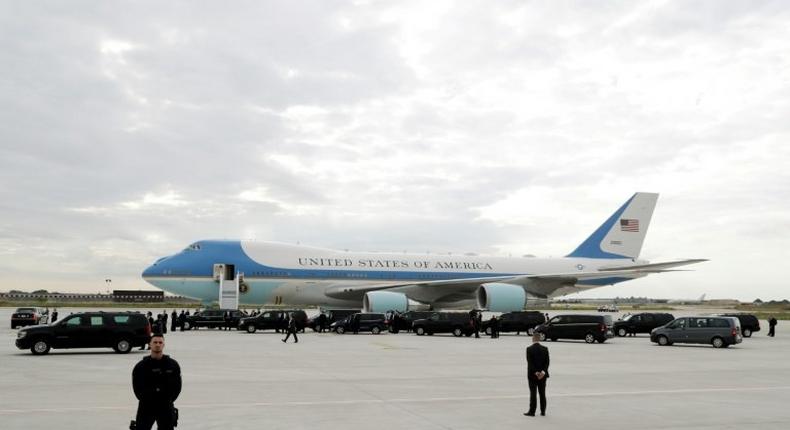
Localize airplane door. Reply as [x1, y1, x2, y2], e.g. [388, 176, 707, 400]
[215, 263, 239, 309]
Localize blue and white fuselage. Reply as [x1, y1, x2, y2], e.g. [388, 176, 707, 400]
[142, 193, 706, 311]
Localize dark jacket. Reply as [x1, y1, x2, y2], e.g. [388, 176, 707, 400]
[526, 343, 550, 381]
[132, 355, 182, 406]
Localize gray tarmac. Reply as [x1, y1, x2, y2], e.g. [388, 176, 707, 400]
[1, 307, 788, 429]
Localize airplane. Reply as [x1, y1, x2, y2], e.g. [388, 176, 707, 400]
[142, 192, 707, 312]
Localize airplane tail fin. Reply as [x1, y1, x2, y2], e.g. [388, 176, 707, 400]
[566, 192, 659, 259]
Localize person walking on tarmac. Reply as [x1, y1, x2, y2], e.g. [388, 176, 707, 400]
[318, 313, 328, 333]
[282, 315, 298, 343]
[132, 334, 181, 430]
[768, 316, 778, 337]
[51, 308, 58, 323]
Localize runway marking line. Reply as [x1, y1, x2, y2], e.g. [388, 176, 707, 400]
[2, 386, 789, 415]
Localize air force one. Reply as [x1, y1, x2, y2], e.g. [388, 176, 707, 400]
[142, 193, 706, 312]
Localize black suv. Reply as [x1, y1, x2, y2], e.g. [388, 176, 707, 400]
[183, 309, 246, 330]
[332, 313, 387, 334]
[717, 313, 760, 337]
[412, 312, 474, 337]
[536, 314, 614, 343]
[16, 312, 151, 355]
[387, 311, 436, 333]
[307, 309, 359, 332]
[481, 311, 546, 335]
[240, 310, 308, 333]
[11, 307, 45, 329]
[612, 312, 675, 337]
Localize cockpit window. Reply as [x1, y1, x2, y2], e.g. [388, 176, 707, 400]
[183, 243, 202, 251]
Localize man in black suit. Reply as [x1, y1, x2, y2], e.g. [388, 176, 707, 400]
[525, 332, 550, 417]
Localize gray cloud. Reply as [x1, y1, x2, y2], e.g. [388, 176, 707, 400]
[1, 1, 789, 299]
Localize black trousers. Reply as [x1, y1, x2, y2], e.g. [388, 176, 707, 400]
[136, 403, 174, 430]
[769, 326, 775, 336]
[284, 328, 298, 342]
[528, 377, 547, 414]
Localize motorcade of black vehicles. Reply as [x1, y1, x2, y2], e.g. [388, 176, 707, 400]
[480, 311, 546, 336]
[182, 309, 246, 330]
[612, 312, 675, 337]
[412, 312, 475, 337]
[535, 314, 614, 343]
[386, 311, 436, 333]
[240, 309, 308, 333]
[11, 307, 45, 329]
[650, 316, 742, 348]
[332, 313, 387, 334]
[307, 309, 359, 332]
[715, 313, 760, 337]
[15, 311, 151, 355]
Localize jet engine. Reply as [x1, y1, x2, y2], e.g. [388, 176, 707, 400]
[476, 283, 526, 312]
[363, 291, 410, 313]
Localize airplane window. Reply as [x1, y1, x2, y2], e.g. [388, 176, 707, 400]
[183, 243, 202, 251]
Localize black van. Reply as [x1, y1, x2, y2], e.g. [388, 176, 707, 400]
[717, 313, 760, 337]
[536, 314, 614, 343]
[481, 311, 546, 335]
[307, 309, 359, 332]
[612, 312, 675, 337]
[183, 309, 246, 330]
[412, 312, 474, 337]
[240, 310, 308, 333]
[16, 311, 151, 355]
[387, 311, 436, 333]
[332, 313, 387, 334]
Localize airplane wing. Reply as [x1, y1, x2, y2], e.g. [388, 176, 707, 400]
[323, 265, 692, 303]
[599, 259, 708, 272]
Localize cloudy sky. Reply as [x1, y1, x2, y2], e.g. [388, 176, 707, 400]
[1, 1, 789, 300]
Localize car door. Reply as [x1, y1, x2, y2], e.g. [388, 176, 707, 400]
[53, 315, 88, 348]
[640, 314, 654, 333]
[82, 315, 110, 348]
[686, 318, 707, 343]
[667, 318, 687, 342]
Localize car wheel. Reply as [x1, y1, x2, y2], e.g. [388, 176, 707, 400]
[527, 328, 534, 336]
[31, 338, 51, 355]
[743, 329, 752, 338]
[114, 338, 132, 354]
[336, 326, 345, 334]
[711, 337, 725, 348]
[183, 321, 191, 330]
[246, 325, 256, 334]
[584, 333, 596, 344]
[657, 335, 669, 346]
[371, 326, 381, 335]
[617, 328, 628, 337]
[452, 328, 463, 337]
[538, 332, 546, 341]
[485, 327, 492, 335]
[415, 327, 425, 336]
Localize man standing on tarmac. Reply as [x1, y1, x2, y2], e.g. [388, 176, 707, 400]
[132, 334, 181, 430]
[469, 309, 480, 338]
[524, 332, 550, 417]
[170, 310, 177, 332]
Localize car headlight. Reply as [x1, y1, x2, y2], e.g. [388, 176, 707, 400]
[17, 330, 27, 339]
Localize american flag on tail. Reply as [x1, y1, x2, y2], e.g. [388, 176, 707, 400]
[620, 219, 639, 232]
